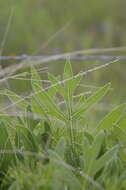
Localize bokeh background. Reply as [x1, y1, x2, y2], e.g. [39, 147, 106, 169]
[0, 0, 126, 107]
[0, 0, 126, 54]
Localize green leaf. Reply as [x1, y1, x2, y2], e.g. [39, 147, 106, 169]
[63, 60, 73, 81]
[63, 61, 74, 114]
[94, 104, 125, 134]
[82, 137, 91, 169]
[44, 121, 51, 132]
[40, 121, 52, 149]
[64, 61, 82, 91]
[33, 120, 45, 136]
[52, 164, 81, 190]
[31, 66, 41, 88]
[73, 83, 111, 119]
[83, 132, 105, 174]
[31, 97, 48, 119]
[90, 132, 105, 162]
[84, 131, 93, 143]
[31, 67, 67, 122]
[71, 76, 82, 95]
[55, 137, 66, 159]
[117, 112, 126, 130]
[25, 105, 39, 129]
[2, 89, 27, 110]
[92, 145, 119, 175]
[48, 138, 66, 162]
[32, 82, 67, 122]
[15, 125, 38, 152]
[48, 73, 64, 97]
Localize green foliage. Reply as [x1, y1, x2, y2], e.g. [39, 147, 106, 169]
[0, 63, 126, 190]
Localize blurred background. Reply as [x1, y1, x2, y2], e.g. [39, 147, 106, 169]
[0, 0, 126, 54]
[0, 0, 126, 108]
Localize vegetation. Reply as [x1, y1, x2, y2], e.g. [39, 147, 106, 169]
[0, 1, 126, 189]
[1, 0, 126, 102]
[0, 62, 126, 189]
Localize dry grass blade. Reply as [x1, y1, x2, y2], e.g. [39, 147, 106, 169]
[58, 91, 93, 106]
[0, 7, 15, 56]
[0, 47, 124, 78]
[33, 22, 71, 54]
[0, 67, 47, 84]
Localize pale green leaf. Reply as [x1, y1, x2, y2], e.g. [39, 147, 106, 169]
[73, 83, 111, 119]
[95, 104, 125, 134]
[2, 89, 27, 110]
[92, 145, 118, 175]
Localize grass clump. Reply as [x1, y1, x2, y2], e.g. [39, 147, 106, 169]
[0, 62, 126, 190]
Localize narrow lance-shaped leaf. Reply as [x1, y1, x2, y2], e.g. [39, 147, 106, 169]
[2, 89, 28, 110]
[117, 112, 126, 130]
[63, 60, 73, 86]
[84, 132, 105, 174]
[33, 83, 68, 122]
[73, 83, 111, 119]
[31, 67, 67, 122]
[31, 66, 42, 90]
[92, 145, 119, 175]
[94, 104, 125, 134]
[16, 125, 38, 152]
[63, 61, 74, 114]
[48, 73, 64, 97]
[55, 137, 66, 159]
[31, 97, 47, 118]
[89, 132, 105, 163]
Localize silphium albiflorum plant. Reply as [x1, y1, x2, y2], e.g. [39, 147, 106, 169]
[0, 62, 126, 189]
